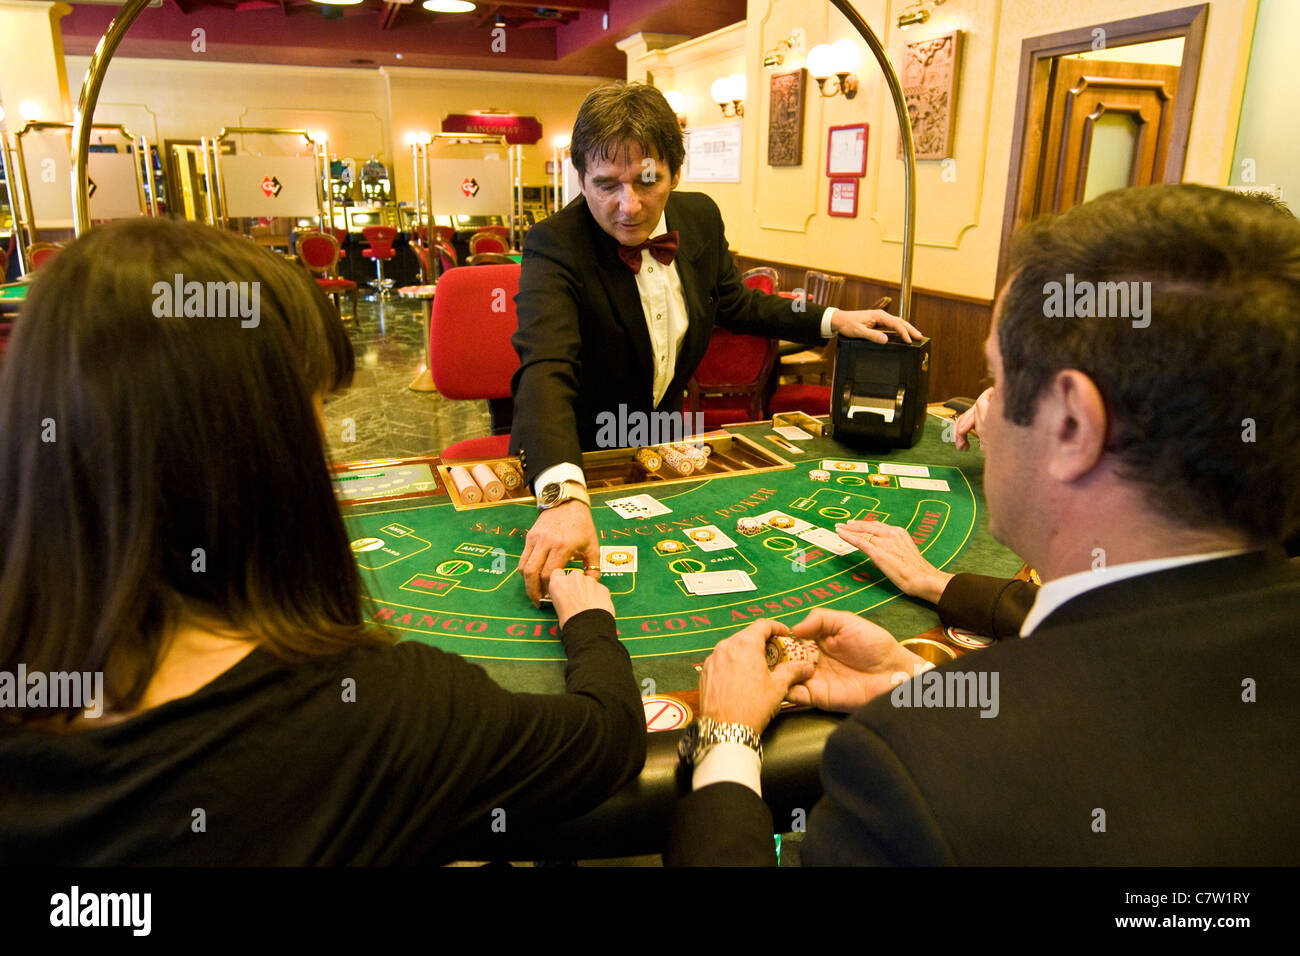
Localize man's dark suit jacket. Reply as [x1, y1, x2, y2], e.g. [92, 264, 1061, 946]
[509, 191, 828, 484]
[665, 550, 1300, 865]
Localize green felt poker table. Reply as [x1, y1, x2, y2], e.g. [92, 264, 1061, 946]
[0, 278, 32, 314]
[333, 413, 1023, 858]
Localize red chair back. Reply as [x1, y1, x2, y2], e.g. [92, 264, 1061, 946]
[741, 267, 778, 294]
[411, 241, 433, 283]
[28, 244, 61, 271]
[430, 264, 520, 400]
[431, 225, 456, 245]
[361, 225, 398, 257]
[469, 231, 507, 254]
[694, 327, 775, 387]
[434, 240, 457, 274]
[297, 233, 340, 274]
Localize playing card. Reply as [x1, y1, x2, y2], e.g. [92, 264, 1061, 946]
[606, 493, 672, 519]
[772, 425, 813, 441]
[755, 509, 814, 535]
[683, 570, 756, 594]
[599, 546, 638, 573]
[798, 526, 858, 556]
[685, 524, 738, 552]
[820, 459, 872, 473]
[898, 476, 951, 492]
[878, 462, 931, 478]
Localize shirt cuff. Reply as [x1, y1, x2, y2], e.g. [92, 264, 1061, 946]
[692, 742, 762, 797]
[531, 461, 586, 498]
[820, 307, 838, 338]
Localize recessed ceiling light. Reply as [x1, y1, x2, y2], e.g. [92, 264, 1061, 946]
[313, 0, 364, 6]
[422, 0, 475, 12]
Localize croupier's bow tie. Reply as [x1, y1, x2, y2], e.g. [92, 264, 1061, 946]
[617, 231, 679, 273]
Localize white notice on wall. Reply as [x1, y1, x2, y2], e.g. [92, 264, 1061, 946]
[683, 123, 742, 183]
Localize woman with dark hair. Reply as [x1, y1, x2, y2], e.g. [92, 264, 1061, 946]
[0, 218, 644, 864]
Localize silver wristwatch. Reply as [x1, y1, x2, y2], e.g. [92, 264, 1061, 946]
[677, 715, 763, 767]
[536, 478, 590, 511]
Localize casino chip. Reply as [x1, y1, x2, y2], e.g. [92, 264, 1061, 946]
[608, 550, 633, 566]
[946, 626, 993, 650]
[809, 469, 831, 482]
[868, 473, 891, 487]
[736, 517, 763, 536]
[656, 540, 685, 554]
[765, 635, 820, 669]
[768, 515, 795, 529]
[689, 529, 716, 542]
[834, 462, 855, 470]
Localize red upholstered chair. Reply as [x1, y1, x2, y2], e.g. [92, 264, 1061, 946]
[430, 225, 457, 246]
[741, 266, 779, 295]
[687, 327, 779, 430]
[434, 240, 458, 277]
[27, 243, 62, 271]
[467, 252, 516, 266]
[767, 383, 830, 417]
[469, 231, 508, 255]
[361, 225, 398, 296]
[297, 232, 358, 320]
[430, 263, 521, 460]
[410, 241, 433, 284]
[328, 227, 348, 261]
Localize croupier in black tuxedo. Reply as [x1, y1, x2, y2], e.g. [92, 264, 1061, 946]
[509, 82, 921, 604]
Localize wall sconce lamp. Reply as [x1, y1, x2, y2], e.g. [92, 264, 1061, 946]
[762, 30, 805, 69]
[710, 74, 745, 117]
[807, 40, 861, 100]
[898, 0, 945, 30]
[664, 91, 688, 129]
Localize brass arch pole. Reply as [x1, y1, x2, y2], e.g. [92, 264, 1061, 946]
[71, 0, 154, 235]
[831, 0, 916, 327]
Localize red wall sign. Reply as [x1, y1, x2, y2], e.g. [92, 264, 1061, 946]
[441, 114, 542, 145]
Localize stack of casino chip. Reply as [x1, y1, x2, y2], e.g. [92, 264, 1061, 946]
[765, 634, 820, 670]
[470, 463, 505, 501]
[671, 442, 710, 471]
[736, 516, 763, 536]
[493, 460, 523, 491]
[634, 447, 663, 474]
[448, 466, 482, 504]
[809, 469, 831, 482]
[658, 446, 695, 476]
[448, 463, 506, 504]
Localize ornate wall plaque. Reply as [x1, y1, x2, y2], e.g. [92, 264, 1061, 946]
[767, 68, 806, 167]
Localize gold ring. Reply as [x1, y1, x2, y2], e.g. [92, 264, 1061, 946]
[585, 564, 600, 571]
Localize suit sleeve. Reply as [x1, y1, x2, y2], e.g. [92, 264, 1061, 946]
[509, 228, 587, 484]
[704, 198, 827, 343]
[800, 717, 956, 866]
[664, 782, 777, 866]
[937, 574, 1039, 640]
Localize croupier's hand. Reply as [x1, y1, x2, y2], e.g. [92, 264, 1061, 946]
[830, 309, 923, 344]
[785, 609, 927, 713]
[519, 502, 601, 608]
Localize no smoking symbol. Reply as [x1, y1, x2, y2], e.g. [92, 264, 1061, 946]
[460, 177, 479, 198]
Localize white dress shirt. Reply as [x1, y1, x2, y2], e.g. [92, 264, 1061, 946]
[532, 212, 837, 495]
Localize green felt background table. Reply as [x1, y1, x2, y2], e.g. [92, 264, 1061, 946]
[337, 415, 1021, 697]
[0, 278, 32, 310]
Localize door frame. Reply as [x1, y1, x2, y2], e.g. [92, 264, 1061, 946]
[996, 4, 1209, 285]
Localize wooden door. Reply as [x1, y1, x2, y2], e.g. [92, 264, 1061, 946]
[1034, 58, 1180, 217]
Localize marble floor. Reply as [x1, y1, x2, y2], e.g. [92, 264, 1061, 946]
[321, 294, 492, 465]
